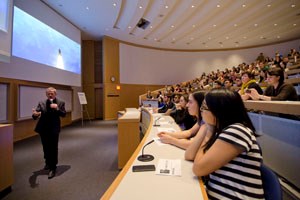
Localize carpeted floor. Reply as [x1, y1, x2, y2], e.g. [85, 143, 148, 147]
[2, 120, 119, 200]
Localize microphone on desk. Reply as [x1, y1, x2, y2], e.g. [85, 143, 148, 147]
[137, 140, 155, 162]
[153, 116, 161, 127]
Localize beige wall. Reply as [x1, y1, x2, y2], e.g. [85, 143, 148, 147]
[101, 37, 163, 119]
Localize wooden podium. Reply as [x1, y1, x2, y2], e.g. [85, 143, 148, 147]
[0, 124, 14, 192]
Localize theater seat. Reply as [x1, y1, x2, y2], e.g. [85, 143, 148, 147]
[261, 163, 282, 200]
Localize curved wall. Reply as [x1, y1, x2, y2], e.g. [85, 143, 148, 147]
[120, 39, 300, 85]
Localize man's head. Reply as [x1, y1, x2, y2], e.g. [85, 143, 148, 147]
[46, 87, 57, 100]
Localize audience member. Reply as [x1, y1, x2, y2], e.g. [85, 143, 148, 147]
[146, 90, 153, 99]
[157, 91, 205, 149]
[170, 94, 197, 130]
[185, 89, 264, 199]
[247, 67, 298, 101]
[238, 71, 263, 101]
[157, 94, 175, 113]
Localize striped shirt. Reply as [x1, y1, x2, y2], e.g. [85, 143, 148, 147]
[207, 123, 265, 200]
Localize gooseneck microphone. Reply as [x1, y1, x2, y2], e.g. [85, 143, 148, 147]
[153, 116, 161, 127]
[138, 140, 155, 162]
[49, 99, 53, 104]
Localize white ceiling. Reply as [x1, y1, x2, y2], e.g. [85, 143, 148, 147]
[42, 0, 300, 50]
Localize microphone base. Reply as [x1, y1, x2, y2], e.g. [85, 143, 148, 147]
[153, 124, 160, 127]
[138, 154, 154, 162]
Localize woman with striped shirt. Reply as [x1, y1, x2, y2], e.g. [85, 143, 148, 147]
[185, 88, 264, 199]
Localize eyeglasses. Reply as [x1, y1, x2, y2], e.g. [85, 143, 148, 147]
[200, 101, 210, 112]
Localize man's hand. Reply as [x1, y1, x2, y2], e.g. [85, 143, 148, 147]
[50, 103, 58, 110]
[32, 108, 41, 117]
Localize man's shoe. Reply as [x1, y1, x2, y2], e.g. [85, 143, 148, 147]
[48, 170, 56, 179]
[43, 165, 50, 170]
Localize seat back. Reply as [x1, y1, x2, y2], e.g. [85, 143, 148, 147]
[261, 163, 282, 200]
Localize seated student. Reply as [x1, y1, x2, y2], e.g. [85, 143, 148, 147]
[169, 94, 197, 130]
[146, 90, 153, 99]
[247, 67, 298, 101]
[157, 94, 175, 113]
[185, 89, 264, 199]
[238, 71, 263, 101]
[157, 91, 205, 150]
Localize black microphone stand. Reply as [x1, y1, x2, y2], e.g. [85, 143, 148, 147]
[138, 140, 154, 162]
[153, 116, 161, 127]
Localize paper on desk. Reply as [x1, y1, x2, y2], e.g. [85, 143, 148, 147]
[153, 137, 167, 146]
[155, 159, 181, 176]
[157, 127, 176, 133]
[159, 121, 170, 125]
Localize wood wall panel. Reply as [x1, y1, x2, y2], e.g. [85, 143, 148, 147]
[120, 84, 163, 110]
[103, 37, 120, 120]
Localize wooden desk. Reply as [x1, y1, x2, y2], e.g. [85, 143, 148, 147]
[244, 100, 300, 115]
[117, 108, 141, 169]
[102, 109, 207, 200]
[0, 124, 14, 192]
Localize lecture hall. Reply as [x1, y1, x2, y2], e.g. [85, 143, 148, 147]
[0, 0, 299, 200]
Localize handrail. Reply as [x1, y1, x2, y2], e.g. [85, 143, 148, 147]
[243, 101, 300, 116]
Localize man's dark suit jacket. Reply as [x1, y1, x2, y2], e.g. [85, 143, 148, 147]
[32, 98, 66, 134]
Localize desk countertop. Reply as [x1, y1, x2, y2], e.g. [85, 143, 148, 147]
[102, 110, 207, 200]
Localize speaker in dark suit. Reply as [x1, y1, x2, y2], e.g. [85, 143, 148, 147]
[32, 87, 66, 179]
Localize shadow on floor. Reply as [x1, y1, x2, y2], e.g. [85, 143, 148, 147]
[29, 165, 71, 188]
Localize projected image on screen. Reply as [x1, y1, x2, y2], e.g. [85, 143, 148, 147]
[0, 0, 9, 32]
[12, 6, 81, 74]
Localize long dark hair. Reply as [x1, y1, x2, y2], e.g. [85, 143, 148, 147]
[203, 88, 257, 152]
[191, 91, 206, 124]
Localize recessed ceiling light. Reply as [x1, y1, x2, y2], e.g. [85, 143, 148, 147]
[291, 4, 296, 8]
[150, 26, 153, 29]
[254, 24, 258, 27]
[113, 3, 117, 7]
[191, 5, 195, 8]
[293, 23, 297, 26]
[86, 6, 89, 10]
[139, 6, 143, 9]
[165, 5, 169, 9]
[226, 36, 229, 39]
[277, 36, 281, 38]
[171, 25, 175, 28]
[243, 36, 247, 39]
[274, 23, 277, 26]
[192, 24, 196, 28]
[213, 24, 217, 27]
[128, 26, 131, 29]
[217, 4, 221, 8]
[267, 4, 271, 7]
[172, 38, 176, 41]
[242, 4, 246, 8]
[154, 38, 157, 41]
[234, 24, 238, 27]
